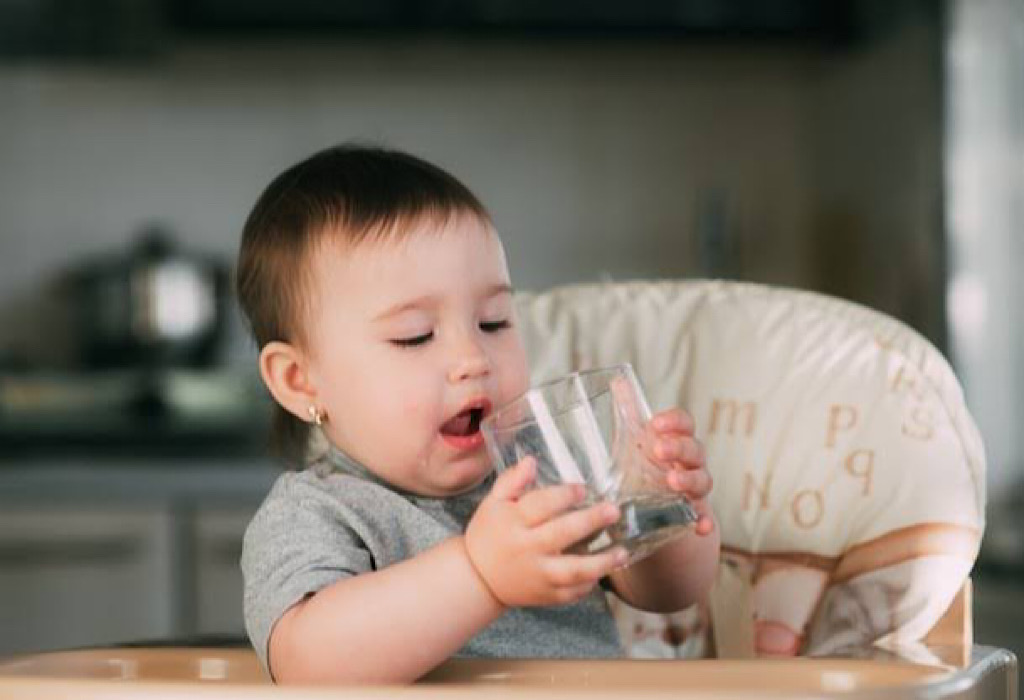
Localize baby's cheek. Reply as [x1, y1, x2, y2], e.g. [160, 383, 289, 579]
[501, 334, 531, 392]
[401, 400, 442, 436]
[506, 358, 531, 398]
[402, 400, 426, 419]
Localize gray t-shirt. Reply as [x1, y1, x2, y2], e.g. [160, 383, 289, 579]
[242, 445, 622, 672]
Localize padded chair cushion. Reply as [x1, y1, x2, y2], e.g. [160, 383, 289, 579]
[514, 280, 985, 658]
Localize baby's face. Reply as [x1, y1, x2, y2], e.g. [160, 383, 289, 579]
[304, 215, 530, 496]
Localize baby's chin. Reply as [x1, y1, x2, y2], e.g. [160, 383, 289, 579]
[433, 452, 494, 496]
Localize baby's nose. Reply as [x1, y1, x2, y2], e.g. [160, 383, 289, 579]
[448, 346, 491, 383]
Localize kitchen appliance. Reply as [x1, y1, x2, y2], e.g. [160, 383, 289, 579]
[0, 367, 271, 457]
[63, 225, 228, 369]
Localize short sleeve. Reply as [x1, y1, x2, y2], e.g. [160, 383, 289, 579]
[241, 474, 374, 675]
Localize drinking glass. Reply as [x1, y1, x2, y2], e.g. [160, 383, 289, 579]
[481, 364, 697, 564]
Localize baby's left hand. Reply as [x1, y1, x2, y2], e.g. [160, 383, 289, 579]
[645, 408, 716, 537]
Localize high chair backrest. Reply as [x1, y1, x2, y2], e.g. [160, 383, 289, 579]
[514, 280, 985, 659]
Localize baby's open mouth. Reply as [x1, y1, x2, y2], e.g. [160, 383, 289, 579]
[440, 407, 485, 437]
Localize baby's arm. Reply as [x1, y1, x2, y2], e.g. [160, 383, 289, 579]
[610, 504, 719, 612]
[269, 458, 625, 684]
[609, 408, 720, 613]
[269, 535, 499, 684]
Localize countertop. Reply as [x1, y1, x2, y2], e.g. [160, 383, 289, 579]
[0, 456, 281, 506]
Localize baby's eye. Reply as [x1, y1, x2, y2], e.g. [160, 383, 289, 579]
[480, 320, 511, 333]
[391, 332, 434, 348]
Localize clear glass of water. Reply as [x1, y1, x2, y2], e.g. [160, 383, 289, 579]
[481, 364, 697, 565]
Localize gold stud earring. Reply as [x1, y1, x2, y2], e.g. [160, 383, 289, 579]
[307, 405, 327, 426]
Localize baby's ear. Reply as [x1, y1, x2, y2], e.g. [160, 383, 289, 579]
[259, 340, 317, 421]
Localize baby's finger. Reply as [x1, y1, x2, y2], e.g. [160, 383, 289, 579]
[545, 547, 629, 588]
[535, 501, 619, 553]
[694, 513, 716, 537]
[654, 437, 705, 466]
[552, 582, 599, 606]
[667, 469, 713, 498]
[517, 482, 586, 526]
[489, 457, 536, 501]
[652, 408, 695, 436]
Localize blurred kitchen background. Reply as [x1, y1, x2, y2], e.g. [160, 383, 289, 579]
[0, 0, 1021, 659]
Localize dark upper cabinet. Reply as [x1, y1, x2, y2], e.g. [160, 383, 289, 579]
[0, 0, 935, 58]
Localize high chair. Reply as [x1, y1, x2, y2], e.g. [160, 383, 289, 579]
[0, 280, 1016, 699]
[517, 280, 985, 661]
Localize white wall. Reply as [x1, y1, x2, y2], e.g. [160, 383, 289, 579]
[0, 40, 814, 363]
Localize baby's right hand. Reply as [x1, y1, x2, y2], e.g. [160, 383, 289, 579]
[464, 458, 628, 608]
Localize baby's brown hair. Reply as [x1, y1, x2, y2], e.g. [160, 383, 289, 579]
[235, 144, 491, 463]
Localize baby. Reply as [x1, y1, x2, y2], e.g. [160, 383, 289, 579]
[237, 144, 720, 684]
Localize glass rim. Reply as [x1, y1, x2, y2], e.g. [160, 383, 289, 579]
[481, 363, 636, 434]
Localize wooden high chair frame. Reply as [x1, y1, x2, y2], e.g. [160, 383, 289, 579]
[925, 580, 988, 672]
[928, 581, 973, 651]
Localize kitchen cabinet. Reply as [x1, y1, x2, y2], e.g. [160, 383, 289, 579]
[194, 508, 254, 636]
[0, 459, 277, 656]
[0, 507, 176, 656]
